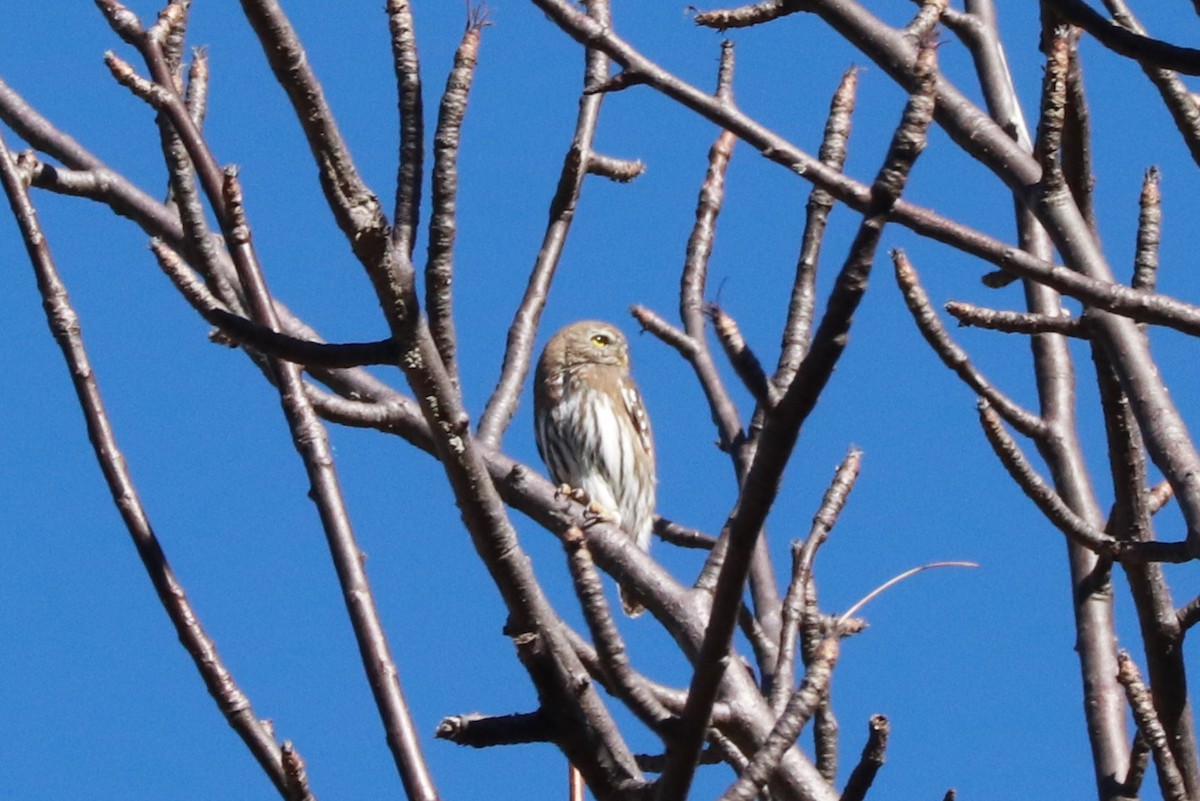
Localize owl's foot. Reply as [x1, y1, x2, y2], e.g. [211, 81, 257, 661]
[555, 484, 614, 527]
[555, 483, 587, 503]
[581, 502, 614, 528]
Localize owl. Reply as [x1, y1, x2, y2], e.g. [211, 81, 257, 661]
[534, 321, 656, 616]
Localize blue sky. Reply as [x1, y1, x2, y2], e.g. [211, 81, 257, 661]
[2, 2, 1199, 800]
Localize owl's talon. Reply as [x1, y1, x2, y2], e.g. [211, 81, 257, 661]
[555, 483, 592, 506]
[580, 500, 615, 529]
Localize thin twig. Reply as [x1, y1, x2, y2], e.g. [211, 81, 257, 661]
[475, 0, 617, 447]
[714, 638, 840, 801]
[772, 449, 861, 714]
[1117, 651, 1189, 801]
[587, 153, 645, 182]
[239, 0, 394, 270]
[636, 746, 726, 774]
[839, 562, 979, 624]
[1149, 480, 1175, 516]
[693, 0, 803, 30]
[435, 711, 553, 747]
[562, 527, 675, 732]
[894, 249, 1048, 440]
[149, 239, 398, 367]
[944, 302, 1085, 338]
[426, 17, 485, 389]
[1177, 595, 1200, 635]
[281, 742, 312, 801]
[1124, 729, 1151, 797]
[1033, 26, 1069, 195]
[839, 715, 890, 801]
[631, 305, 698, 357]
[678, 127, 743, 459]
[707, 302, 771, 408]
[1044, 0, 1200, 75]
[1133, 167, 1162, 292]
[387, 0, 423, 255]
[654, 516, 717, 550]
[1061, 29, 1097, 231]
[653, 43, 786, 656]
[978, 402, 1192, 563]
[775, 66, 858, 389]
[658, 40, 940, 801]
[183, 46, 209, 126]
[1100, 1, 1200, 168]
[566, 628, 732, 724]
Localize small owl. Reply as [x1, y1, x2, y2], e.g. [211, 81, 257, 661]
[534, 321, 656, 616]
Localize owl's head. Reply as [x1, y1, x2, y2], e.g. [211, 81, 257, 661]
[541, 320, 630, 372]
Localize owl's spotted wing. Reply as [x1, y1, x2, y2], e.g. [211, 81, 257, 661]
[619, 378, 653, 462]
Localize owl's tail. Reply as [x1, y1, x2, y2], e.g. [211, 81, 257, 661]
[619, 584, 645, 617]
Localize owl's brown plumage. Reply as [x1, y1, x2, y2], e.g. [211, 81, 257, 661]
[533, 321, 656, 616]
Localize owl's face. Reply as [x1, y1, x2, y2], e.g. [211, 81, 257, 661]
[546, 320, 629, 372]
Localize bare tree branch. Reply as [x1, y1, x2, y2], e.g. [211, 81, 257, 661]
[693, 1, 802, 30]
[839, 715, 889, 801]
[707, 302, 772, 409]
[1094, 326, 1200, 794]
[1044, 0, 1200, 75]
[1117, 651, 1190, 801]
[775, 65, 857, 388]
[657, 37, 939, 801]
[238, 0, 395, 272]
[95, 6, 442, 796]
[716, 638, 840, 801]
[894, 249, 1049, 440]
[1132, 166, 1162, 293]
[654, 516, 718, 550]
[426, 16, 485, 389]
[1100, 1, 1200, 169]
[435, 711, 554, 747]
[772, 449, 861, 715]
[978, 403, 1191, 563]
[149, 239, 398, 368]
[0, 127, 310, 801]
[563, 527, 675, 733]
[387, 0, 423, 256]
[1123, 729, 1151, 798]
[944, 302, 1085, 338]
[476, 0, 620, 448]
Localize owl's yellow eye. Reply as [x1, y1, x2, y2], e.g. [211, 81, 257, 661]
[591, 334, 611, 347]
